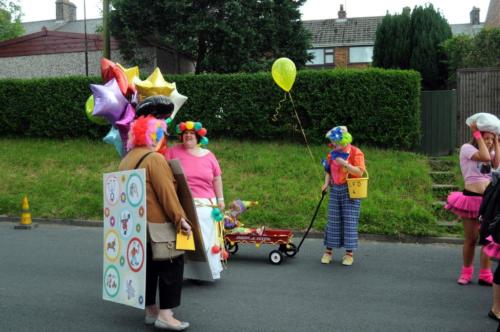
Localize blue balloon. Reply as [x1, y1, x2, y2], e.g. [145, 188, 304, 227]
[103, 126, 125, 157]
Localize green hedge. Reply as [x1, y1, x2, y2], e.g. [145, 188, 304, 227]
[0, 68, 421, 149]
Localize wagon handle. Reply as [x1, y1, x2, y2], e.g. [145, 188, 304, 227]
[296, 190, 327, 252]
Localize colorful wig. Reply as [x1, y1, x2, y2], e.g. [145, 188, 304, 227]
[325, 126, 352, 146]
[127, 115, 167, 150]
[175, 120, 209, 146]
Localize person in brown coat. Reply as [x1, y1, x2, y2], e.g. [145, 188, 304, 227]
[119, 115, 191, 331]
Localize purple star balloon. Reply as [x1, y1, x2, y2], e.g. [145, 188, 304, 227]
[91, 79, 128, 125]
[115, 103, 136, 149]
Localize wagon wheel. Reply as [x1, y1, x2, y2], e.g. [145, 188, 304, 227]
[225, 240, 239, 255]
[283, 243, 297, 257]
[269, 250, 283, 265]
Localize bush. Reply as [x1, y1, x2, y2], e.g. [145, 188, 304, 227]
[0, 68, 421, 149]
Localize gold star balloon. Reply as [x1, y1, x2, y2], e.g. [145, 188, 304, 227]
[134, 67, 176, 100]
[117, 63, 140, 84]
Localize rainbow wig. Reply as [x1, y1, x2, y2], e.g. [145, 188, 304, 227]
[325, 126, 352, 146]
[127, 115, 167, 150]
[175, 120, 209, 146]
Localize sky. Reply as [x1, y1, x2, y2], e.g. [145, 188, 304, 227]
[18, 0, 491, 24]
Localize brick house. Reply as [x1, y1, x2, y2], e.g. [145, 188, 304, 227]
[485, 0, 500, 28]
[0, 0, 195, 79]
[303, 5, 487, 69]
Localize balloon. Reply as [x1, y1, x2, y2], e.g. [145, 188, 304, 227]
[271, 57, 297, 92]
[84, 95, 108, 126]
[115, 104, 136, 149]
[100, 58, 129, 96]
[168, 89, 188, 121]
[135, 95, 174, 119]
[90, 79, 129, 125]
[103, 126, 125, 157]
[134, 67, 176, 100]
[117, 63, 139, 95]
[185, 121, 194, 130]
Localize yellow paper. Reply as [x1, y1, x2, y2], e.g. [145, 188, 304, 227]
[176, 232, 195, 251]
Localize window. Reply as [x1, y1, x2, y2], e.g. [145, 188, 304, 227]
[349, 46, 374, 63]
[307, 48, 335, 65]
[307, 49, 324, 65]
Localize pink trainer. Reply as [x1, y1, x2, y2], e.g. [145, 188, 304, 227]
[478, 269, 493, 286]
[457, 266, 474, 285]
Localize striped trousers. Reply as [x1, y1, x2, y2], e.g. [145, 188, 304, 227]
[324, 184, 361, 250]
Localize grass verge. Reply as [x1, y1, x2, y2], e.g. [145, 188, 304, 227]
[0, 138, 441, 236]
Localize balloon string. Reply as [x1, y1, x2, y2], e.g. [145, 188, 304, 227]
[288, 92, 315, 163]
[272, 93, 288, 122]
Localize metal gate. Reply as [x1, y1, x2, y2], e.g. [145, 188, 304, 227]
[420, 90, 457, 156]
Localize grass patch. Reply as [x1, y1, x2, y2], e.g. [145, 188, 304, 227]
[0, 138, 441, 236]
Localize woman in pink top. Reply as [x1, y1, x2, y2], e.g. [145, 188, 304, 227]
[167, 121, 224, 281]
[445, 122, 500, 286]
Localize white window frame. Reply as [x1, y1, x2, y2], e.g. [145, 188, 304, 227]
[349, 46, 374, 64]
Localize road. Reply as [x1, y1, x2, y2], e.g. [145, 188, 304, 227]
[0, 222, 497, 332]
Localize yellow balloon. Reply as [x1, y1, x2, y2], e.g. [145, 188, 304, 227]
[117, 63, 140, 84]
[134, 67, 176, 100]
[185, 121, 194, 130]
[85, 95, 108, 126]
[271, 57, 296, 92]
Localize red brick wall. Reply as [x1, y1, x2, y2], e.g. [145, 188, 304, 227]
[334, 47, 370, 69]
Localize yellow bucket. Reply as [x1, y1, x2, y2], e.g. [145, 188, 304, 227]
[346, 171, 369, 199]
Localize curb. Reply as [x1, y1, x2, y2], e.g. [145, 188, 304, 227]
[0, 216, 463, 245]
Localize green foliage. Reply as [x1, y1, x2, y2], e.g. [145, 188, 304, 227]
[0, 138, 441, 237]
[373, 4, 452, 90]
[0, 69, 421, 149]
[443, 28, 500, 84]
[0, 0, 24, 41]
[109, 0, 311, 73]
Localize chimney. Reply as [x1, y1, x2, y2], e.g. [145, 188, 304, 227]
[470, 6, 480, 25]
[338, 4, 346, 19]
[56, 0, 76, 21]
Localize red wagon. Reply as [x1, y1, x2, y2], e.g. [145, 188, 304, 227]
[224, 228, 297, 265]
[223, 192, 326, 265]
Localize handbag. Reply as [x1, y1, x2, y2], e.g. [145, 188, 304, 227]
[133, 152, 185, 261]
[148, 222, 184, 261]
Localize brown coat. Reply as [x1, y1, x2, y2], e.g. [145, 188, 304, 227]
[119, 147, 187, 229]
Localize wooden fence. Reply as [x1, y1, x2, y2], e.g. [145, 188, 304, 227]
[457, 68, 500, 145]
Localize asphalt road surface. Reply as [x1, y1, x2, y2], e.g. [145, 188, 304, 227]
[0, 222, 498, 332]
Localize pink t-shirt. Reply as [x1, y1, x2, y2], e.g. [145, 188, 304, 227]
[460, 143, 493, 184]
[166, 145, 222, 198]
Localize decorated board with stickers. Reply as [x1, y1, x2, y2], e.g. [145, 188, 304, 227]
[102, 169, 147, 309]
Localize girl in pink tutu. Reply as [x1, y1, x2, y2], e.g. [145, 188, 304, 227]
[445, 122, 499, 285]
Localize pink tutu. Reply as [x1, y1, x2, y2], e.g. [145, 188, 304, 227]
[444, 191, 482, 219]
[483, 236, 500, 260]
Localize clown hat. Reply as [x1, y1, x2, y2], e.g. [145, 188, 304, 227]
[325, 126, 352, 145]
[175, 120, 209, 145]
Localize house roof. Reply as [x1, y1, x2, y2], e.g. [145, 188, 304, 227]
[22, 18, 102, 35]
[0, 28, 118, 58]
[303, 16, 383, 48]
[450, 23, 484, 36]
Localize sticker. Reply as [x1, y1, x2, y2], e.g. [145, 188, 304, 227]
[105, 175, 120, 206]
[104, 265, 120, 298]
[127, 237, 145, 272]
[119, 209, 134, 239]
[138, 205, 145, 217]
[104, 230, 121, 262]
[126, 173, 144, 207]
[109, 216, 116, 227]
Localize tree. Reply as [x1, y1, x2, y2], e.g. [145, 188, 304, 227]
[109, 0, 311, 74]
[0, 0, 24, 41]
[443, 28, 500, 84]
[373, 4, 452, 90]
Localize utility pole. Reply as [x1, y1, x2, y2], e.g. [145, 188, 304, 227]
[103, 0, 110, 59]
[84, 0, 89, 76]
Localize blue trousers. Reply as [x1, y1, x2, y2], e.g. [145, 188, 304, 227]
[324, 184, 361, 250]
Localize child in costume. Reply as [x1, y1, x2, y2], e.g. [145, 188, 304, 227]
[223, 199, 261, 234]
[321, 126, 366, 266]
[445, 118, 499, 286]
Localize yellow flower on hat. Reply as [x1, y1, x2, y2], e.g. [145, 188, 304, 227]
[134, 67, 176, 100]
